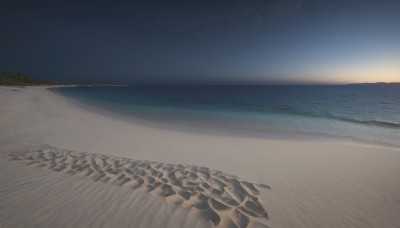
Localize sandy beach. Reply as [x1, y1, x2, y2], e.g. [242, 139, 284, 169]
[1, 86, 400, 228]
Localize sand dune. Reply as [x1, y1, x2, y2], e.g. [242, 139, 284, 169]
[2, 145, 270, 227]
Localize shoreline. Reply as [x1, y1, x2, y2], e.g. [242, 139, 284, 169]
[51, 86, 399, 150]
[1, 86, 400, 227]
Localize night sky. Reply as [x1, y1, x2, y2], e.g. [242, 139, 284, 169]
[0, 0, 399, 84]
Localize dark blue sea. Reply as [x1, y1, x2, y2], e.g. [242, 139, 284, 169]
[56, 85, 400, 148]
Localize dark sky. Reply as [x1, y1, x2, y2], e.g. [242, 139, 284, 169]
[0, 0, 399, 84]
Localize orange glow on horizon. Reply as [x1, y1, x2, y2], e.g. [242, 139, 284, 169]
[293, 60, 400, 84]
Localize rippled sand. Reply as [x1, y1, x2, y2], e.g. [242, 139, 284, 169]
[2, 145, 270, 227]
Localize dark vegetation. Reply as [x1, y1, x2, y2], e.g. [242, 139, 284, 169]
[0, 72, 60, 86]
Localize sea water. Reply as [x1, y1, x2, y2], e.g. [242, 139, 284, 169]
[56, 85, 400, 148]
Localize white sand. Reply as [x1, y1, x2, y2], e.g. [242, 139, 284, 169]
[0, 160, 207, 228]
[1, 86, 400, 227]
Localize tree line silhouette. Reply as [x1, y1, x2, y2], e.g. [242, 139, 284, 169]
[0, 72, 60, 86]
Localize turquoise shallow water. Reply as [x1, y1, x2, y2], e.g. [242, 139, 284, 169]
[57, 85, 400, 148]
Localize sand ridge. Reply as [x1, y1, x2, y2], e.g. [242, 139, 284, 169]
[2, 145, 271, 228]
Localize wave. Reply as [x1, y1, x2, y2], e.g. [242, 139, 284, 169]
[204, 106, 400, 130]
[125, 104, 400, 130]
[331, 117, 400, 129]
[286, 110, 400, 129]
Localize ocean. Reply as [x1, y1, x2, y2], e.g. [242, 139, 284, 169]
[56, 85, 400, 148]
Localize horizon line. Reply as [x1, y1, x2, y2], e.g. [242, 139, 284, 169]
[72, 82, 400, 86]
